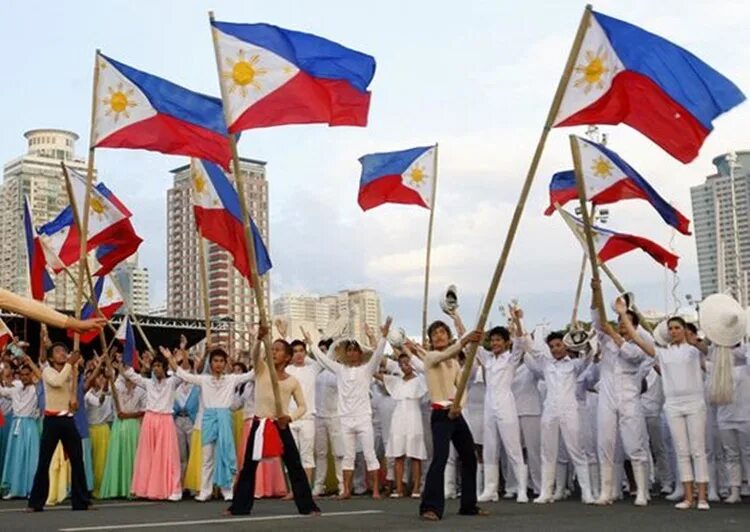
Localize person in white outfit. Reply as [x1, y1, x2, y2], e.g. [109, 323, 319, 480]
[512, 357, 543, 496]
[513, 307, 594, 505]
[309, 339, 344, 496]
[590, 280, 652, 507]
[477, 325, 529, 503]
[286, 339, 321, 490]
[616, 309, 710, 510]
[640, 364, 675, 495]
[717, 345, 750, 504]
[379, 353, 427, 498]
[309, 318, 391, 499]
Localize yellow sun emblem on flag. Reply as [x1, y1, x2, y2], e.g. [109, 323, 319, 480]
[591, 156, 613, 178]
[407, 165, 428, 187]
[90, 195, 109, 218]
[574, 46, 610, 94]
[223, 49, 268, 97]
[192, 170, 207, 195]
[104, 287, 115, 300]
[102, 82, 138, 122]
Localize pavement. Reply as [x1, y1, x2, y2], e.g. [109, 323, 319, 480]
[2, 496, 749, 532]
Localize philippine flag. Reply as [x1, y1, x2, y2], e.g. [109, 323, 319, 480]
[561, 209, 679, 271]
[115, 316, 137, 367]
[71, 275, 123, 344]
[0, 318, 12, 351]
[23, 196, 55, 301]
[191, 159, 272, 283]
[553, 10, 745, 163]
[211, 21, 375, 132]
[545, 137, 691, 235]
[92, 53, 232, 169]
[358, 146, 437, 211]
[39, 170, 141, 274]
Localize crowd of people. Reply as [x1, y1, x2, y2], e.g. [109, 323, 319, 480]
[0, 281, 748, 521]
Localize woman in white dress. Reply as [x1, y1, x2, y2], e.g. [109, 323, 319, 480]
[615, 308, 710, 510]
[380, 353, 427, 498]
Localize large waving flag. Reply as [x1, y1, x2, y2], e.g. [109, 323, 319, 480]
[92, 53, 232, 169]
[358, 146, 436, 211]
[553, 10, 745, 163]
[115, 317, 136, 367]
[39, 170, 141, 275]
[561, 209, 679, 271]
[211, 21, 375, 131]
[545, 137, 691, 235]
[70, 275, 123, 344]
[191, 159, 272, 283]
[23, 197, 55, 300]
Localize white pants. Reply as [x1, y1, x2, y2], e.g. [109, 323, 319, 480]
[200, 444, 232, 499]
[483, 414, 525, 471]
[314, 416, 344, 491]
[597, 398, 649, 466]
[645, 415, 674, 486]
[519, 415, 542, 493]
[719, 423, 750, 487]
[341, 415, 379, 471]
[665, 408, 709, 483]
[291, 418, 316, 469]
[541, 411, 587, 468]
[175, 415, 193, 476]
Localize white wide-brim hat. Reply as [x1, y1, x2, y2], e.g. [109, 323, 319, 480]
[563, 328, 592, 351]
[611, 292, 635, 313]
[653, 319, 671, 347]
[699, 293, 747, 347]
[440, 285, 459, 315]
[387, 327, 406, 349]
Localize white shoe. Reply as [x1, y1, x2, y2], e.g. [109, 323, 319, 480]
[477, 491, 499, 502]
[633, 462, 649, 507]
[697, 500, 710, 511]
[708, 490, 720, 502]
[666, 489, 684, 502]
[167, 492, 182, 502]
[195, 493, 211, 502]
[534, 493, 554, 504]
[725, 487, 742, 504]
[312, 486, 325, 497]
[478, 465, 499, 502]
[674, 500, 692, 510]
[503, 490, 516, 499]
[516, 491, 529, 504]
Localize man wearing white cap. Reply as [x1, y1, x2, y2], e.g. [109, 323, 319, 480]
[590, 280, 652, 507]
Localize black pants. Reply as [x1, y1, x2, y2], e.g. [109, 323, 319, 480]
[28, 416, 90, 511]
[420, 410, 479, 519]
[229, 419, 320, 515]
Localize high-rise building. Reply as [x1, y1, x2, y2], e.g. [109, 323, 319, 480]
[272, 289, 381, 344]
[690, 150, 750, 302]
[167, 158, 269, 352]
[113, 253, 151, 315]
[0, 129, 93, 309]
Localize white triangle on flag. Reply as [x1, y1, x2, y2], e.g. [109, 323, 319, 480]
[575, 137, 629, 199]
[400, 146, 437, 209]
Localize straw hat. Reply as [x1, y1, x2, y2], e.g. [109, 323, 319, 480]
[653, 319, 671, 347]
[699, 293, 746, 347]
[440, 285, 459, 315]
[611, 291, 635, 313]
[333, 338, 373, 364]
[387, 327, 406, 349]
[563, 328, 592, 351]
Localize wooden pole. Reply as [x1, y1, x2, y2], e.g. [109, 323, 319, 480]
[73, 49, 102, 352]
[421, 143, 439, 346]
[190, 158, 213, 349]
[209, 12, 282, 416]
[451, 5, 593, 412]
[107, 273, 154, 353]
[569, 134, 607, 323]
[570, 252, 588, 328]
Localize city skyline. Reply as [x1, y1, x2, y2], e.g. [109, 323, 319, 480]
[2, 1, 750, 334]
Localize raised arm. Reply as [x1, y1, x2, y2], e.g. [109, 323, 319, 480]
[366, 317, 392, 374]
[424, 329, 483, 367]
[42, 361, 73, 388]
[0, 287, 106, 332]
[122, 366, 149, 389]
[311, 339, 342, 374]
[614, 301, 655, 357]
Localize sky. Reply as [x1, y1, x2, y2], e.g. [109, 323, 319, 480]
[2, 0, 749, 336]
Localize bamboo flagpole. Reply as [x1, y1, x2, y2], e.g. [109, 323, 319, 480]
[421, 143, 439, 346]
[188, 159, 214, 351]
[570, 252, 588, 328]
[208, 12, 283, 417]
[451, 5, 593, 414]
[73, 49, 102, 352]
[107, 273, 154, 353]
[569, 134, 607, 323]
[61, 162, 110, 359]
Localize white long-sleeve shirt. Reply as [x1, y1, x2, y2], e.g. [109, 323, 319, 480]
[287, 358, 322, 420]
[477, 343, 523, 419]
[0, 381, 39, 417]
[313, 337, 386, 419]
[175, 367, 254, 409]
[114, 376, 146, 414]
[123, 367, 181, 414]
[85, 389, 113, 425]
[512, 363, 542, 416]
[657, 342, 705, 414]
[521, 335, 591, 418]
[315, 369, 338, 419]
[592, 310, 652, 408]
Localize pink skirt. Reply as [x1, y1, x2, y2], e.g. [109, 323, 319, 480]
[131, 412, 181, 500]
[238, 418, 287, 498]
